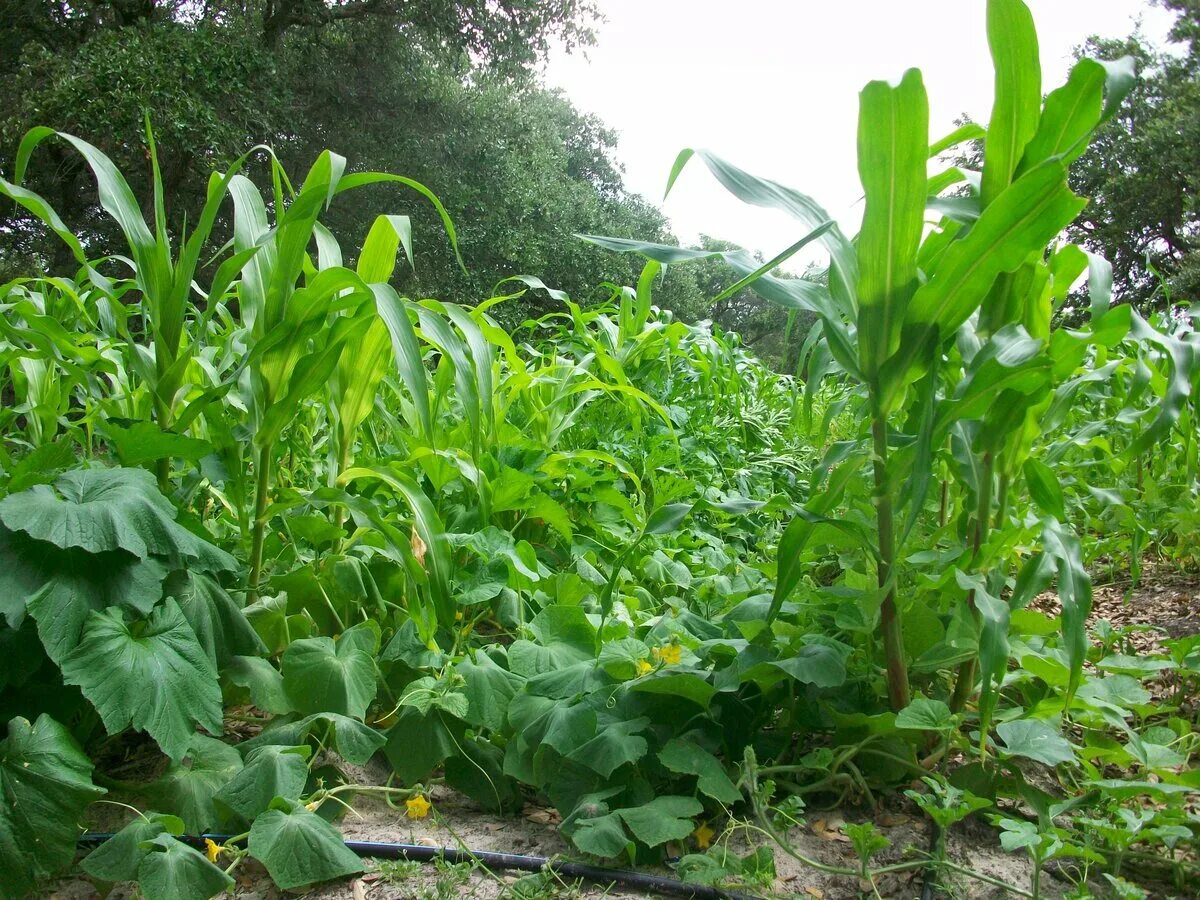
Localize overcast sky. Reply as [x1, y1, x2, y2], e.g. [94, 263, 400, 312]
[544, 0, 1175, 268]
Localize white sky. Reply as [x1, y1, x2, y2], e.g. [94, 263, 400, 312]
[544, 0, 1175, 268]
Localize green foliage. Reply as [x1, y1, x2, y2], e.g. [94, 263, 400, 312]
[0, 2, 1197, 897]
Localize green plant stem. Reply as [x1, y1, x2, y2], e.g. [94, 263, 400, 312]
[871, 414, 910, 711]
[247, 442, 273, 602]
[950, 451, 994, 714]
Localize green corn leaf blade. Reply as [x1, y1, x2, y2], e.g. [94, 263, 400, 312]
[644, 502, 695, 535]
[415, 301, 483, 454]
[248, 800, 363, 890]
[1017, 58, 1106, 174]
[215, 744, 311, 821]
[929, 122, 986, 158]
[1023, 459, 1064, 520]
[443, 302, 498, 441]
[955, 570, 1010, 737]
[980, 0, 1041, 208]
[336, 171, 463, 273]
[664, 149, 858, 314]
[334, 316, 394, 452]
[1041, 518, 1092, 701]
[136, 833, 234, 900]
[358, 214, 414, 280]
[1127, 311, 1197, 457]
[371, 285, 433, 443]
[281, 634, 378, 720]
[60, 600, 223, 762]
[856, 67, 929, 381]
[895, 160, 1086, 398]
[0, 714, 105, 897]
[340, 465, 454, 628]
[708, 221, 836, 306]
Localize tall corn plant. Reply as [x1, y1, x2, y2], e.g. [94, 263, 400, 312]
[1, 125, 258, 490]
[588, 0, 1136, 714]
[227, 152, 460, 599]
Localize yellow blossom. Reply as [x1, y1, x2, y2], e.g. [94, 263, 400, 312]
[406, 795, 432, 819]
[652, 643, 682, 665]
[204, 838, 222, 863]
[635, 659, 653, 676]
[693, 822, 715, 849]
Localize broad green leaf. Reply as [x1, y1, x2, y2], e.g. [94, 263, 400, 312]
[281, 634, 378, 720]
[136, 833, 234, 900]
[618, 795, 704, 847]
[60, 600, 223, 761]
[0, 715, 105, 897]
[166, 570, 265, 669]
[0, 467, 234, 572]
[996, 719, 1074, 767]
[240, 713, 385, 766]
[658, 738, 740, 804]
[768, 644, 847, 688]
[570, 811, 630, 858]
[384, 707, 463, 784]
[458, 652, 525, 733]
[248, 800, 364, 890]
[856, 67, 929, 379]
[215, 744, 311, 821]
[629, 671, 717, 708]
[1, 523, 167, 659]
[148, 734, 243, 832]
[644, 502, 695, 535]
[99, 421, 213, 468]
[81, 813, 184, 883]
[567, 717, 650, 778]
[895, 698, 954, 732]
[225, 655, 292, 715]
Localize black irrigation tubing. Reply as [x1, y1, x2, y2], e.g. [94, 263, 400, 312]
[77, 833, 762, 900]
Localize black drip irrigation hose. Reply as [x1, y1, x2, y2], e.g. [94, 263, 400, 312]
[77, 833, 762, 900]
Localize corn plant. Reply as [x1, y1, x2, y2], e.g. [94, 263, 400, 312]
[588, 0, 1148, 717]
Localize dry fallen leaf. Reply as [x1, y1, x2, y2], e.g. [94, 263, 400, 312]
[877, 812, 910, 827]
[804, 887, 825, 898]
[352, 879, 368, 900]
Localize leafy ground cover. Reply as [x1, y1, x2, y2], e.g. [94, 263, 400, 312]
[1, 1, 1199, 898]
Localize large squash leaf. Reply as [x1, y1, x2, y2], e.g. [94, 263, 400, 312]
[0, 524, 166, 661]
[0, 467, 234, 573]
[60, 600, 223, 761]
[0, 714, 105, 897]
[248, 799, 363, 890]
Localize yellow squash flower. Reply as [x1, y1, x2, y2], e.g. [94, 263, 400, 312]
[204, 838, 222, 863]
[693, 822, 715, 849]
[635, 658, 653, 676]
[652, 643, 682, 665]
[406, 795, 432, 819]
